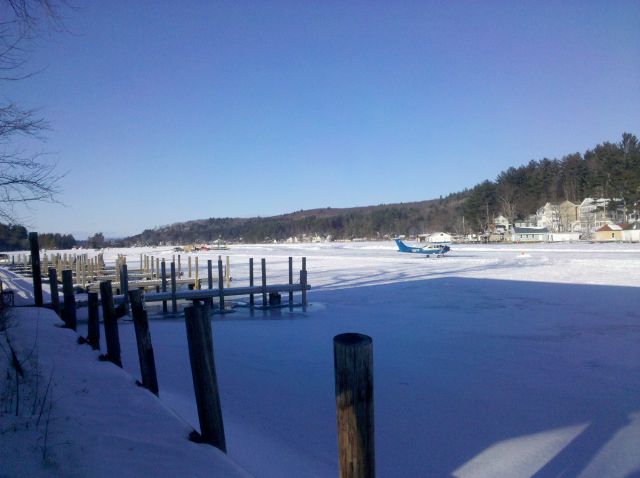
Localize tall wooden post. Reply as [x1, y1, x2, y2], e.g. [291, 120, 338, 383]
[100, 281, 122, 367]
[195, 256, 199, 290]
[29, 232, 43, 306]
[249, 258, 254, 307]
[170, 261, 177, 314]
[334, 333, 375, 478]
[48, 268, 61, 317]
[288, 256, 293, 305]
[61, 270, 77, 330]
[161, 260, 167, 314]
[188, 256, 192, 278]
[301, 257, 308, 308]
[87, 292, 100, 350]
[225, 256, 231, 288]
[261, 258, 267, 306]
[300, 269, 308, 308]
[207, 259, 213, 309]
[184, 305, 226, 451]
[178, 255, 182, 279]
[120, 263, 130, 316]
[129, 290, 159, 396]
[217, 256, 225, 310]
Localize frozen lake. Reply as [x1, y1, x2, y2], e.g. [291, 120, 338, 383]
[55, 242, 640, 476]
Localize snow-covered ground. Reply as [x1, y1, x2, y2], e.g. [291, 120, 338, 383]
[2, 241, 640, 477]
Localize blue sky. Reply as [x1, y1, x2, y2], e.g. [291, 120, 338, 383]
[6, 1, 640, 238]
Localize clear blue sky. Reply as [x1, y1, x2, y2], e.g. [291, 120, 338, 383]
[7, 1, 640, 238]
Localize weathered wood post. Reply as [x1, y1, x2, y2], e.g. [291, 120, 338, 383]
[170, 261, 177, 314]
[87, 292, 100, 350]
[334, 333, 375, 478]
[48, 268, 61, 317]
[29, 232, 43, 306]
[300, 269, 308, 308]
[178, 254, 182, 279]
[129, 289, 159, 396]
[288, 256, 294, 305]
[207, 259, 213, 309]
[225, 256, 231, 288]
[188, 256, 192, 278]
[100, 281, 122, 367]
[161, 260, 168, 313]
[195, 256, 200, 290]
[217, 256, 225, 310]
[261, 258, 267, 306]
[61, 269, 77, 330]
[301, 256, 308, 308]
[156, 258, 160, 280]
[249, 258, 254, 307]
[184, 305, 226, 451]
[120, 263, 130, 316]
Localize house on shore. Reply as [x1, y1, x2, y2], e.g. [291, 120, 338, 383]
[594, 224, 623, 242]
[621, 223, 640, 242]
[548, 232, 581, 242]
[512, 227, 549, 243]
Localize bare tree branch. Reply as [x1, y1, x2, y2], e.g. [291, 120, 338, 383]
[0, 0, 67, 225]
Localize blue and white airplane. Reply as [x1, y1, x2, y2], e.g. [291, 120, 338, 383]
[394, 238, 451, 257]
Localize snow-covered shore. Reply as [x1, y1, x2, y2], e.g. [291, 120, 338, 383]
[0, 307, 250, 477]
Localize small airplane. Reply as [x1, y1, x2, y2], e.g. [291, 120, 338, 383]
[394, 238, 451, 257]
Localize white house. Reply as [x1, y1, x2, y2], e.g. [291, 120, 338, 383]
[536, 203, 560, 231]
[547, 232, 581, 242]
[493, 215, 510, 232]
[426, 232, 452, 244]
[622, 222, 640, 242]
[512, 227, 549, 243]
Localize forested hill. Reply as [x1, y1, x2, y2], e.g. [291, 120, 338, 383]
[125, 133, 640, 245]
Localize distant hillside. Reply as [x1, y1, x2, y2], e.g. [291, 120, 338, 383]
[125, 133, 639, 245]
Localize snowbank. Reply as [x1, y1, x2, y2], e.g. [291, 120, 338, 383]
[0, 307, 250, 478]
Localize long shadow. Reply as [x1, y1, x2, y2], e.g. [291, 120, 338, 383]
[308, 277, 640, 477]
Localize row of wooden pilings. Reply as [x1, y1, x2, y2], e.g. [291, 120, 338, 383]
[23, 232, 375, 477]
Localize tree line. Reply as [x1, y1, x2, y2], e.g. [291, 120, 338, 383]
[0, 224, 76, 251]
[124, 133, 639, 244]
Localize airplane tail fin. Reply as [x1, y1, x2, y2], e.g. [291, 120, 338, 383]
[394, 238, 411, 252]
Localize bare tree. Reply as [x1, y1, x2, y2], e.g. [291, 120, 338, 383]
[0, 0, 64, 224]
[497, 182, 518, 227]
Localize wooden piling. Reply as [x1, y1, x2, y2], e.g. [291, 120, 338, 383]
[61, 270, 77, 330]
[207, 259, 213, 308]
[48, 268, 60, 317]
[161, 260, 167, 313]
[301, 269, 308, 308]
[333, 333, 375, 478]
[195, 257, 199, 290]
[178, 255, 182, 279]
[225, 256, 231, 288]
[29, 232, 43, 306]
[129, 290, 159, 396]
[121, 263, 130, 315]
[217, 256, 225, 310]
[170, 261, 177, 314]
[288, 257, 293, 305]
[87, 292, 100, 350]
[184, 305, 226, 451]
[261, 258, 267, 306]
[188, 256, 192, 278]
[100, 280, 122, 367]
[249, 258, 254, 307]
